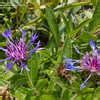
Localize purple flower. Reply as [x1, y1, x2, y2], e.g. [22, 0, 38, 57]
[81, 52, 100, 72]
[0, 29, 42, 72]
[80, 40, 100, 89]
[64, 40, 100, 89]
[81, 40, 100, 73]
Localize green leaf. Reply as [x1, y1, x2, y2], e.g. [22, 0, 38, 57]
[63, 40, 72, 58]
[15, 5, 27, 26]
[27, 54, 40, 86]
[25, 95, 37, 100]
[60, 89, 70, 100]
[9, 73, 27, 91]
[71, 19, 91, 38]
[22, 17, 42, 29]
[19, 5, 27, 23]
[54, 2, 90, 11]
[91, 0, 98, 6]
[15, 90, 26, 100]
[10, 0, 21, 8]
[75, 95, 82, 100]
[61, 13, 73, 34]
[78, 32, 96, 42]
[36, 79, 48, 90]
[89, 0, 100, 33]
[40, 94, 55, 100]
[45, 7, 59, 47]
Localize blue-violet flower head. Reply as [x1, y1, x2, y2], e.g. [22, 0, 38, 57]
[0, 29, 42, 72]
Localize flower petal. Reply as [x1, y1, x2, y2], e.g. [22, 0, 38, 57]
[73, 45, 82, 55]
[29, 41, 42, 56]
[64, 58, 81, 71]
[81, 53, 91, 70]
[64, 59, 77, 71]
[0, 47, 7, 52]
[64, 58, 73, 63]
[6, 62, 14, 69]
[65, 63, 76, 71]
[19, 28, 26, 38]
[97, 50, 100, 54]
[80, 73, 92, 90]
[2, 29, 11, 39]
[0, 58, 9, 63]
[30, 34, 38, 44]
[5, 62, 14, 73]
[89, 40, 96, 50]
[21, 62, 29, 72]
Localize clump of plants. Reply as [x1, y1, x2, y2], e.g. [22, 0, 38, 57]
[0, 0, 99, 100]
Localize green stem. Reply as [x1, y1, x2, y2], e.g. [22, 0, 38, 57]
[26, 70, 34, 88]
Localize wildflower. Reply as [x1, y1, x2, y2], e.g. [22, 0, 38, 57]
[0, 29, 42, 72]
[64, 40, 100, 89]
[81, 40, 100, 73]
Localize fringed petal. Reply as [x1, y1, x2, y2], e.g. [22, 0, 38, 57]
[0, 58, 9, 63]
[30, 34, 38, 44]
[2, 29, 11, 39]
[89, 40, 96, 51]
[29, 41, 42, 56]
[19, 28, 26, 39]
[65, 63, 76, 71]
[21, 62, 29, 72]
[0, 47, 7, 52]
[64, 58, 80, 71]
[5, 62, 14, 73]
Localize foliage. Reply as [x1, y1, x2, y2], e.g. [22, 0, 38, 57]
[0, 0, 100, 100]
